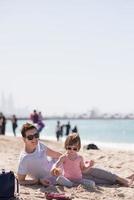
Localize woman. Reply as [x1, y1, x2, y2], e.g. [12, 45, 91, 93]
[17, 123, 61, 186]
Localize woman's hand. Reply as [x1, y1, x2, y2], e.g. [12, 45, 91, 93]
[39, 178, 51, 187]
[17, 173, 39, 185]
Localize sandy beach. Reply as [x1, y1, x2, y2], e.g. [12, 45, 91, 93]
[0, 135, 134, 200]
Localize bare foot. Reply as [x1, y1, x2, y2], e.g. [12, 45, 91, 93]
[129, 175, 134, 186]
[127, 174, 134, 179]
[116, 177, 129, 187]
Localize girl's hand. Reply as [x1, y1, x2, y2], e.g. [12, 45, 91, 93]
[85, 160, 94, 168]
[51, 167, 61, 176]
[89, 160, 94, 167]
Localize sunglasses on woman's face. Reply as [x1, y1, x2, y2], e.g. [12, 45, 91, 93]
[25, 132, 39, 140]
[67, 146, 78, 151]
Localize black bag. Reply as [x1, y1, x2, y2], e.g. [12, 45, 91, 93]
[0, 169, 19, 200]
[86, 143, 99, 150]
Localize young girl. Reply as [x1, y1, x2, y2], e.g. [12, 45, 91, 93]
[51, 133, 95, 188]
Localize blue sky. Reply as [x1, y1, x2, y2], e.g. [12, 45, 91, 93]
[0, 0, 134, 115]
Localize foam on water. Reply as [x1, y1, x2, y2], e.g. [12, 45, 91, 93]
[5, 119, 134, 151]
[6, 131, 134, 151]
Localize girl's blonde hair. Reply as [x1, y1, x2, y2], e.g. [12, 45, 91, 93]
[64, 133, 81, 150]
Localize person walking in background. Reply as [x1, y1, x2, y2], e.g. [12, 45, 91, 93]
[37, 111, 45, 133]
[51, 133, 95, 188]
[30, 110, 39, 124]
[11, 114, 18, 136]
[65, 121, 71, 136]
[0, 115, 3, 135]
[55, 121, 62, 141]
[72, 125, 78, 133]
[0, 112, 6, 135]
[60, 124, 64, 138]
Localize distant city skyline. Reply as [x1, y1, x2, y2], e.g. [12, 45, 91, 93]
[0, 93, 30, 117]
[0, 93, 134, 118]
[0, 1, 134, 115]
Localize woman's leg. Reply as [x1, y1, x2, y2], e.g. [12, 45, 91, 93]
[82, 167, 129, 186]
[83, 168, 116, 184]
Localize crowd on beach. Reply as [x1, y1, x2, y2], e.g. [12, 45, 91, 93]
[55, 120, 78, 141]
[0, 112, 18, 136]
[0, 110, 45, 137]
[0, 110, 79, 142]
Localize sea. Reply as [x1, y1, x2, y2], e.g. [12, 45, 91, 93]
[6, 119, 134, 150]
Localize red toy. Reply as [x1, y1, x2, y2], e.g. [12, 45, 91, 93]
[45, 192, 71, 200]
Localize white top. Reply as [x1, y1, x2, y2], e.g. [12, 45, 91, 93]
[17, 142, 55, 179]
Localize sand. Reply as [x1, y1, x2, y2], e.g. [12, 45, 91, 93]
[0, 135, 134, 200]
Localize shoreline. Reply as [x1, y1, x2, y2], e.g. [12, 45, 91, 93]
[5, 118, 134, 149]
[5, 132, 134, 151]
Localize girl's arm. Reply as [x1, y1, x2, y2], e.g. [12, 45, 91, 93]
[46, 147, 62, 159]
[80, 156, 94, 171]
[51, 155, 65, 176]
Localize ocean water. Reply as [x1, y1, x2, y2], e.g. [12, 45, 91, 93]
[6, 119, 134, 150]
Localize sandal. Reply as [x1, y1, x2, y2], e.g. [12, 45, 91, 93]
[45, 192, 71, 200]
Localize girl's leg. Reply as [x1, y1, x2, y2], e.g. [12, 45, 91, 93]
[79, 178, 95, 188]
[56, 175, 73, 187]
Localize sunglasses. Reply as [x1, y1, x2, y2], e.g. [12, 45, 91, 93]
[25, 132, 39, 140]
[67, 146, 78, 151]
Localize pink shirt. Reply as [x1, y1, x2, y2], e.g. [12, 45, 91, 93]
[63, 155, 82, 181]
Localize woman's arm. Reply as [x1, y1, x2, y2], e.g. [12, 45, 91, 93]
[17, 173, 39, 185]
[46, 147, 62, 159]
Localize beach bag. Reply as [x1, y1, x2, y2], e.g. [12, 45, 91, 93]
[86, 143, 99, 150]
[0, 169, 19, 200]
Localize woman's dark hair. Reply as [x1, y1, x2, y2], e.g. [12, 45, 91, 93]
[21, 123, 37, 137]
